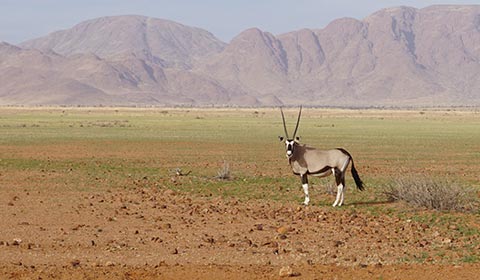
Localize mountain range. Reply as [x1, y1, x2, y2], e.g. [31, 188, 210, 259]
[1, 5, 480, 107]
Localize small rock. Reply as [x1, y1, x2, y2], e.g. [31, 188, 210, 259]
[171, 248, 178, 255]
[279, 266, 293, 277]
[418, 240, 429, 247]
[255, 224, 263, 231]
[161, 223, 172, 230]
[296, 247, 308, 253]
[71, 260, 81, 267]
[243, 239, 253, 246]
[442, 238, 452, 244]
[279, 266, 300, 277]
[164, 189, 176, 196]
[203, 236, 215, 244]
[151, 237, 162, 243]
[262, 241, 278, 248]
[420, 223, 429, 230]
[448, 225, 458, 230]
[12, 239, 22, 246]
[277, 226, 289, 234]
[279, 234, 288, 240]
[105, 261, 115, 267]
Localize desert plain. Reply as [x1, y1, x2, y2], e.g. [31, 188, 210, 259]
[0, 107, 479, 279]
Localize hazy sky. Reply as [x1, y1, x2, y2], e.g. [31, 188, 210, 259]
[1, 0, 479, 44]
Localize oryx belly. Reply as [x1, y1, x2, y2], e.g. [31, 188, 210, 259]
[310, 168, 332, 178]
[291, 160, 332, 177]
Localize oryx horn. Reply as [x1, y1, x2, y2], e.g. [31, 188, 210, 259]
[292, 106, 302, 139]
[280, 107, 289, 139]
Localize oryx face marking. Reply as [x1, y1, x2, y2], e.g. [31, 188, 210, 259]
[285, 140, 295, 157]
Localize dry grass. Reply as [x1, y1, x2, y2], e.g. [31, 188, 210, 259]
[383, 175, 478, 212]
[216, 160, 231, 180]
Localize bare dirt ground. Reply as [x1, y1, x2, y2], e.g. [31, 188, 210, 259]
[1, 108, 479, 279]
[2, 183, 480, 279]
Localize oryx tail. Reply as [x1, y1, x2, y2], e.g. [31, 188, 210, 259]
[336, 148, 364, 191]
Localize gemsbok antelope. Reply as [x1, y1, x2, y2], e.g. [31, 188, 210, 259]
[279, 106, 364, 207]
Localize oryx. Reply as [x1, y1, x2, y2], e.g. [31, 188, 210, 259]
[279, 106, 364, 207]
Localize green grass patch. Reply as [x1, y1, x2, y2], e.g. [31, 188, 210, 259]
[1, 107, 479, 199]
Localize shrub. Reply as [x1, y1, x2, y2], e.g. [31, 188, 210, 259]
[383, 175, 478, 212]
[216, 160, 231, 180]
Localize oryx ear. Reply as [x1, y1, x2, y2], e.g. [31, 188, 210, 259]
[278, 136, 284, 141]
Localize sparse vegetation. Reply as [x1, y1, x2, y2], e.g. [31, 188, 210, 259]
[216, 160, 231, 180]
[383, 175, 478, 212]
[1, 107, 480, 273]
[174, 168, 191, 176]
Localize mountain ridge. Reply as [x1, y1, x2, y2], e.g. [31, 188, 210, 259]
[1, 5, 480, 107]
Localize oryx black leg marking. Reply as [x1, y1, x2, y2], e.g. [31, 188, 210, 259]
[333, 157, 350, 207]
[333, 167, 343, 207]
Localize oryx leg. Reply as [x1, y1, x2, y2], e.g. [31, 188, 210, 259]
[333, 157, 351, 207]
[338, 173, 346, 206]
[301, 174, 310, 206]
[332, 168, 343, 207]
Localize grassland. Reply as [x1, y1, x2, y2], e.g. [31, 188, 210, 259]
[1, 107, 479, 200]
[1, 107, 480, 277]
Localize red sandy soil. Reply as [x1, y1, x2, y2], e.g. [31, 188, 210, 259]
[1, 182, 480, 279]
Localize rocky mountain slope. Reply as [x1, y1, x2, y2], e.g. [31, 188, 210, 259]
[2, 5, 480, 107]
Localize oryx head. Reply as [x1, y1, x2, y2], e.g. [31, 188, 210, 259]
[279, 106, 302, 158]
